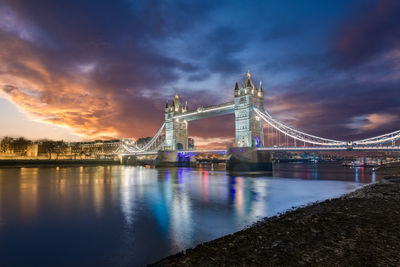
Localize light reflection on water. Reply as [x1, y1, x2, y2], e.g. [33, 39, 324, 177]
[0, 163, 379, 266]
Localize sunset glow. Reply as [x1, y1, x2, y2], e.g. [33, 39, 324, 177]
[1, 0, 400, 145]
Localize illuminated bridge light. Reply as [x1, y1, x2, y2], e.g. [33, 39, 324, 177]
[115, 72, 400, 155]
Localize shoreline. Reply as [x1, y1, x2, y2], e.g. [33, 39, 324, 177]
[0, 159, 120, 168]
[152, 175, 400, 266]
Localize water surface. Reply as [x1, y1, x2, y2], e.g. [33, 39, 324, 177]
[0, 163, 378, 266]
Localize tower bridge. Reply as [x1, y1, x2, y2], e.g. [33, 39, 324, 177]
[116, 70, 400, 169]
[163, 70, 265, 151]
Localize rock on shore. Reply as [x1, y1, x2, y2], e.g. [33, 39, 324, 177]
[152, 176, 400, 266]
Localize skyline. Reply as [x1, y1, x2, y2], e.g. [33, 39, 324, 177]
[1, 0, 400, 148]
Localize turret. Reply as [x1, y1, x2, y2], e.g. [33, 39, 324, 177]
[234, 82, 240, 96]
[173, 93, 180, 112]
[165, 93, 186, 114]
[164, 92, 188, 151]
[258, 81, 264, 98]
[234, 70, 265, 147]
[243, 69, 256, 90]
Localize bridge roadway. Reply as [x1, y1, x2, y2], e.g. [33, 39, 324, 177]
[257, 146, 400, 151]
[173, 102, 234, 121]
[121, 149, 228, 156]
[121, 146, 400, 156]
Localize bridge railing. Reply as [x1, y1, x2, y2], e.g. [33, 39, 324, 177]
[254, 107, 347, 146]
[173, 101, 234, 119]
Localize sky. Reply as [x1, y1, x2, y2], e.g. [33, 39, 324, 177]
[0, 0, 399, 147]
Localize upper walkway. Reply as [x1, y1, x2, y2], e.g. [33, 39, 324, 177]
[173, 102, 234, 121]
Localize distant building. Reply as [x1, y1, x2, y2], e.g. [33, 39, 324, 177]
[1, 137, 34, 156]
[136, 137, 152, 147]
[26, 143, 38, 157]
[188, 138, 195, 150]
[69, 139, 121, 158]
[0, 137, 122, 159]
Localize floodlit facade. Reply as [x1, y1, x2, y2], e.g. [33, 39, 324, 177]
[163, 71, 265, 150]
[234, 70, 265, 147]
[165, 93, 188, 150]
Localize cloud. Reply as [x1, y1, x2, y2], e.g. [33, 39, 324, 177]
[332, 0, 400, 67]
[264, 76, 400, 140]
[0, 3, 45, 44]
[205, 26, 247, 74]
[192, 136, 234, 149]
[0, 1, 217, 140]
[0, 0, 400, 146]
[361, 113, 398, 130]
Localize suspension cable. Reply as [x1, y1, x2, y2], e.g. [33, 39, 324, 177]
[254, 107, 346, 146]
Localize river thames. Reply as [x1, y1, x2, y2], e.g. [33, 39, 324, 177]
[0, 163, 378, 266]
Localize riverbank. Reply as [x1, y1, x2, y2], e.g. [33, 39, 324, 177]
[153, 176, 400, 266]
[0, 159, 120, 167]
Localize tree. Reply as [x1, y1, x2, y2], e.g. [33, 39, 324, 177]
[53, 141, 67, 159]
[38, 140, 57, 159]
[11, 137, 32, 155]
[0, 137, 13, 153]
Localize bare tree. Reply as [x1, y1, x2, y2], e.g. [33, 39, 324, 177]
[0, 137, 13, 153]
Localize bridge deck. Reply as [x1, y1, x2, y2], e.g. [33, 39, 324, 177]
[119, 146, 400, 156]
[173, 102, 234, 121]
[257, 146, 400, 151]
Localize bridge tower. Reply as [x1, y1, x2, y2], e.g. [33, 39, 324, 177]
[234, 70, 264, 147]
[164, 93, 188, 150]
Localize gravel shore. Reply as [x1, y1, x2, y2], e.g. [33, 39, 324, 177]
[152, 176, 400, 266]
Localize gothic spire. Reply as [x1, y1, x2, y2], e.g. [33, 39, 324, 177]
[173, 92, 182, 110]
[244, 69, 255, 89]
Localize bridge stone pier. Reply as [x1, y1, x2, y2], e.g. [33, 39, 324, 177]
[226, 147, 272, 172]
[156, 151, 197, 167]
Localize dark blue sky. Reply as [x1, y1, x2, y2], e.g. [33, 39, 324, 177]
[0, 0, 399, 146]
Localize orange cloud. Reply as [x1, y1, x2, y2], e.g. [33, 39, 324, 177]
[362, 113, 398, 130]
[0, 36, 120, 139]
[192, 136, 234, 149]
